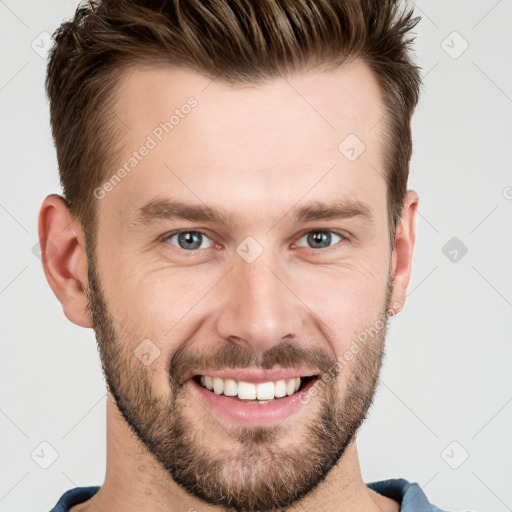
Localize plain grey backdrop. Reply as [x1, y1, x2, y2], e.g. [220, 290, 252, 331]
[1, 1, 511, 511]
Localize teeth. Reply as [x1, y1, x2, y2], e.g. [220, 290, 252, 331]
[198, 375, 304, 400]
[238, 381, 256, 400]
[274, 380, 287, 398]
[212, 377, 224, 395]
[286, 379, 296, 396]
[223, 378, 238, 396]
[256, 381, 275, 400]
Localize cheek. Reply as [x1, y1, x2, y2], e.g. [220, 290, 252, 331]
[291, 255, 390, 350]
[101, 253, 209, 328]
[101, 265, 220, 385]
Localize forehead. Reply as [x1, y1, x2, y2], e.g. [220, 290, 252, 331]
[103, 60, 388, 229]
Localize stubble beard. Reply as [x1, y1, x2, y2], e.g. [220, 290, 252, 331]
[84, 244, 393, 512]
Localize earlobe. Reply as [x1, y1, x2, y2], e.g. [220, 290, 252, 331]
[390, 190, 419, 312]
[38, 194, 93, 328]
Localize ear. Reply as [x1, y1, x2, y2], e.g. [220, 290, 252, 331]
[390, 189, 419, 313]
[37, 194, 93, 328]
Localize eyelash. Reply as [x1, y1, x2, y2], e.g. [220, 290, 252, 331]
[160, 228, 349, 254]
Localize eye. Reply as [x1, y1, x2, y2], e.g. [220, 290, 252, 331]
[164, 230, 214, 251]
[296, 230, 344, 250]
[161, 229, 346, 253]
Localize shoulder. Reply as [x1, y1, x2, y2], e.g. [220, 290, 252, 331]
[49, 486, 100, 512]
[367, 478, 474, 512]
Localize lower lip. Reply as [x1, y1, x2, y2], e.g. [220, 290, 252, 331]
[187, 377, 319, 426]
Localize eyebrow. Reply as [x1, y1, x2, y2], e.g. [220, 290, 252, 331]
[129, 196, 374, 228]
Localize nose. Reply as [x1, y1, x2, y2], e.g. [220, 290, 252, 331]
[214, 252, 306, 353]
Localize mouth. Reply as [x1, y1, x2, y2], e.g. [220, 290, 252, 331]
[187, 373, 321, 425]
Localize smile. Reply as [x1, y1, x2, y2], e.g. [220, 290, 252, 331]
[188, 373, 321, 425]
[195, 375, 315, 402]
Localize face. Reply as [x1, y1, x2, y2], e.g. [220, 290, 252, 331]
[85, 60, 399, 511]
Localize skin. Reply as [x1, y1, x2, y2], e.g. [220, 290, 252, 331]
[39, 59, 418, 511]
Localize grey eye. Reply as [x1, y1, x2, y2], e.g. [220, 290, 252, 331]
[167, 231, 213, 251]
[296, 231, 342, 249]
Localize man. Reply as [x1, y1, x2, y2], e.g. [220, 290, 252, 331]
[40, 0, 451, 511]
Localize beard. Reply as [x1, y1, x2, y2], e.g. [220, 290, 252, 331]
[84, 242, 394, 512]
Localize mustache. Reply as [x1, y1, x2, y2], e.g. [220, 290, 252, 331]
[168, 340, 338, 387]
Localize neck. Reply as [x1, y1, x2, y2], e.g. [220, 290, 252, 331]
[72, 394, 398, 512]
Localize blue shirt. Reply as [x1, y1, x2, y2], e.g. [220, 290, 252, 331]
[49, 478, 455, 511]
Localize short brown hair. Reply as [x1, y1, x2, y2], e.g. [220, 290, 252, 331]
[46, 0, 421, 249]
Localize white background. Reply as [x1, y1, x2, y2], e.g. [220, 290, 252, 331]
[1, 1, 511, 511]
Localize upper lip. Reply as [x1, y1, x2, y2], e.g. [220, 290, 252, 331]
[185, 368, 320, 384]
